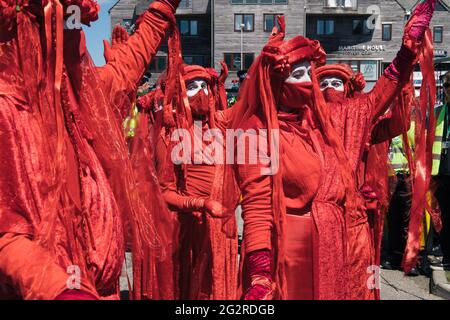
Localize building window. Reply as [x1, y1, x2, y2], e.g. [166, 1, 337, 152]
[231, 0, 287, 4]
[325, 0, 355, 8]
[179, 20, 198, 36]
[382, 23, 392, 41]
[433, 26, 443, 43]
[327, 59, 378, 81]
[317, 19, 334, 35]
[234, 14, 254, 32]
[183, 55, 205, 66]
[264, 14, 283, 32]
[149, 56, 167, 73]
[352, 18, 371, 35]
[224, 53, 255, 71]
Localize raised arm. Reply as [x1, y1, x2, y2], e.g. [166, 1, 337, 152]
[97, 0, 180, 114]
[371, 89, 414, 144]
[368, 0, 435, 122]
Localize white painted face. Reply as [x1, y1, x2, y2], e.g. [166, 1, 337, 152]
[319, 76, 345, 92]
[285, 61, 312, 84]
[186, 79, 209, 98]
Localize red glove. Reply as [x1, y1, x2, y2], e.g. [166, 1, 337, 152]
[55, 290, 98, 300]
[360, 184, 379, 211]
[244, 249, 274, 300]
[155, 0, 181, 13]
[384, 0, 435, 81]
[184, 197, 224, 219]
[203, 199, 224, 218]
[218, 61, 229, 84]
[408, 0, 436, 42]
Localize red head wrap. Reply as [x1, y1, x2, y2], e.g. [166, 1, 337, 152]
[316, 64, 366, 98]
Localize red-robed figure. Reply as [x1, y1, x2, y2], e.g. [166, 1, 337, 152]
[0, 0, 180, 299]
[137, 64, 238, 300]
[316, 64, 415, 299]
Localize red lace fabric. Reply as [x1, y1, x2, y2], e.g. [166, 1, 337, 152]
[317, 63, 412, 299]
[0, 1, 175, 299]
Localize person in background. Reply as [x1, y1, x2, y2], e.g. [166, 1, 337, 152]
[383, 115, 419, 276]
[431, 71, 450, 268]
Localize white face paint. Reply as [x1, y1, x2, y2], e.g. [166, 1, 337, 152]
[319, 76, 345, 92]
[186, 79, 209, 98]
[285, 61, 312, 84]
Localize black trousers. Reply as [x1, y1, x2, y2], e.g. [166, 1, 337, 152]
[385, 173, 412, 267]
[434, 175, 450, 264]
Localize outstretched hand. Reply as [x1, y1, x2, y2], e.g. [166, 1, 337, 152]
[218, 61, 229, 84]
[103, 25, 130, 63]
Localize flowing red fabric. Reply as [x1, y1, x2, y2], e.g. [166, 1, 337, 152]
[225, 34, 363, 299]
[402, 28, 436, 273]
[146, 46, 238, 297]
[206, 62, 228, 111]
[0, 0, 175, 299]
[364, 82, 415, 299]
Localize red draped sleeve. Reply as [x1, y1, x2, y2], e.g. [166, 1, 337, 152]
[97, 2, 173, 122]
[235, 118, 273, 254]
[0, 234, 97, 300]
[155, 131, 206, 213]
[366, 75, 402, 124]
[237, 163, 273, 254]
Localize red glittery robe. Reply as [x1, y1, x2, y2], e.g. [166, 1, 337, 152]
[153, 115, 238, 300]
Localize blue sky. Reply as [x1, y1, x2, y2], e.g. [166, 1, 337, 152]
[83, 0, 116, 66]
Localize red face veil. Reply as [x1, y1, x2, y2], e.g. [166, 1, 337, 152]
[187, 82, 211, 116]
[182, 65, 216, 124]
[316, 64, 366, 102]
[322, 87, 345, 103]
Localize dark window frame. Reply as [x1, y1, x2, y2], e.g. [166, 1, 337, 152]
[149, 56, 167, 73]
[234, 14, 255, 32]
[317, 19, 335, 36]
[231, 0, 288, 4]
[224, 52, 255, 71]
[433, 26, 444, 43]
[263, 13, 283, 32]
[183, 55, 205, 66]
[381, 23, 392, 41]
[352, 18, 372, 36]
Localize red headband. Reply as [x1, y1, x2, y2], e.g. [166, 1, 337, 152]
[182, 64, 212, 83]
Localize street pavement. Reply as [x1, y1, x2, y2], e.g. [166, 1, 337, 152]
[380, 269, 443, 300]
[119, 253, 445, 300]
